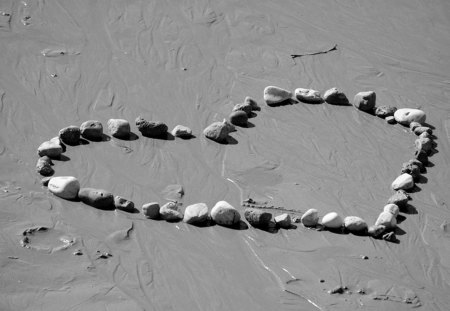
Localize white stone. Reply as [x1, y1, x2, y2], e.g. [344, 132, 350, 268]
[210, 201, 241, 226]
[48, 176, 80, 200]
[37, 140, 63, 158]
[274, 213, 291, 228]
[321, 212, 343, 229]
[394, 108, 426, 125]
[107, 119, 131, 138]
[183, 203, 209, 224]
[375, 211, 397, 229]
[203, 119, 235, 142]
[323, 87, 349, 105]
[171, 125, 192, 138]
[263, 86, 292, 105]
[301, 208, 319, 227]
[344, 216, 368, 232]
[391, 173, 414, 190]
[294, 88, 322, 102]
[383, 204, 400, 217]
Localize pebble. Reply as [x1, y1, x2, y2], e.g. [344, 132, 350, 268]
[368, 224, 386, 237]
[135, 117, 168, 137]
[183, 203, 209, 224]
[160, 201, 183, 222]
[78, 188, 115, 210]
[263, 86, 292, 106]
[229, 110, 248, 126]
[375, 106, 397, 118]
[301, 208, 319, 227]
[274, 213, 292, 229]
[385, 116, 396, 124]
[142, 202, 160, 219]
[408, 158, 425, 173]
[383, 203, 400, 217]
[244, 208, 272, 227]
[414, 149, 429, 165]
[294, 88, 322, 103]
[343, 216, 368, 233]
[391, 173, 414, 191]
[353, 91, 376, 112]
[107, 119, 131, 138]
[41, 177, 52, 187]
[232, 103, 252, 116]
[409, 122, 421, 131]
[59, 126, 81, 145]
[375, 211, 397, 229]
[171, 125, 192, 138]
[114, 196, 135, 212]
[323, 88, 349, 105]
[419, 131, 431, 139]
[48, 176, 80, 200]
[321, 212, 343, 229]
[244, 96, 260, 111]
[394, 108, 426, 125]
[36, 156, 54, 176]
[80, 120, 103, 141]
[387, 190, 410, 208]
[210, 201, 241, 226]
[37, 140, 63, 158]
[414, 126, 432, 136]
[203, 119, 236, 143]
[401, 162, 421, 181]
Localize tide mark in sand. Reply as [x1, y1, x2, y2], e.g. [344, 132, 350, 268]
[291, 44, 337, 59]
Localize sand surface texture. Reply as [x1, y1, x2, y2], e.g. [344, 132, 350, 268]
[1, 0, 450, 310]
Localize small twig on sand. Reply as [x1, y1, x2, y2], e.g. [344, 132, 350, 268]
[291, 44, 338, 59]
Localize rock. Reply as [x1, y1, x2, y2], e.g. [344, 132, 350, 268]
[114, 196, 135, 212]
[415, 137, 433, 154]
[375, 106, 397, 118]
[263, 86, 292, 105]
[419, 131, 431, 139]
[36, 156, 54, 176]
[171, 125, 192, 138]
[353, 91, 376, 112]
[107, 119, 131, 138]
[232, 103, 252, 116]
[343, 216, 368, 233]
[59, 126, 81, 145]
[37, 140, 63, 158]
[383, 231, 397, 242]
[383, 204, 400, 217]
[135, 117, 168, 137]
[229, 110, 248, 126]
[160, 201, 183, 221]
[203, 119, 235, 143]
[385, 116, 396, 124]
[323, 88, 349, 105]
[409, 121, 421, 131]
[414, 126, 432, 136]
[368, 225, 386, 238]
[210, 201, 241, 226]
[142, 202, 160, 219]
[48, 176, 80, 200]
[274, 213, 292, 229]
[394, 108, 426, 125]
[387, 190, 410, 208]
[391, 173, 414, 190]
[244, 208, 272, 227]
[414, 149, 429, 165]
[183, 203, 209, 224]
[408, 158, 425, 173]
[41, 177, 52, 187]
[78, 188, 115, 210]
[401, 162, 421, 181]
[301, 208, 319, 227]
[375, 211, 397, 229]
[244, 96, 260, 111]
[321, 212, 343, 229]
[294, 88, 322, 103]
[80, 120, 103, 141]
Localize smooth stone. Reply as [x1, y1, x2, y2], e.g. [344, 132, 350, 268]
[274, 213, 292, 229]
[375, 106, 397, 118]
[414, 149, 429, 165]
[375, 211, 397, 229]
[50, 136, 66, 152]
[301, 208, 319, 227]
[415, 137, 433, 154]
[263, 86, 292, 105]
[142, 202, 160, 219]
[323, 88, 349, 105]
[203, 119, 235, 143]
[160, 201, 183, 221]
[59, 126, 81, 145]
[244, 96, 260, 111]
[183, 203, 209, 224]
[36, 156, 54, 176]
[210, 201, 241, 226]
[343, 216, 368, 233]
[135, 117, 168, 137]
[391, 173, 414, 190]
[48, 176, 80, 200]
[114, 196, 135, 212]
[409, 121, 421, 131]
[107, 119, 130, 138]
[394, 108, 426, 125]
[321, 212, 343, 229]
[401, 162, 421, 181]
[383, 204, 400, 217]
[294, 88, 322, 103]
[80, 120, 103, 141]
[37, 140, 63, 158]
[353, 91, 376, 112]
[232, 103, 252, 116]
[387, 190, 410, 208]
[244, 208, 272, 227]
[368, 225, 386, 237]
[78, 188, 115, 209]
[229, 110, 248, 126]
[414, 126, 432, 136]
[386, 116, 396, 124]
[171, 125, 192, 138]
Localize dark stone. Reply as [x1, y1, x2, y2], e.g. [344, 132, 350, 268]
[59, 126, 81, 145]
[414, 126, 432, 136]
[114, 196, 135, 212]
[245, 96, 260, 111]
[385, 116, 396, 124]
[36, 156, 54, 176]
[135, 117, 168, 137]
[409, 122, 421, 131]
[323, 88, 349, 105]
[368, 225, 386, 238]
[375, 106, 397, 118]
[414, 149, 429, 165]
[229, 110, 248, 126]
[244, 208, 272, 227]
[387, 190, 411, 208]
[80, 120, 103, 141]
[78, 188, 115, 210]
[401, 162, 421, 181]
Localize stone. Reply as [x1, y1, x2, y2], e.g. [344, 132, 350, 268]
[135, 117, 168, 137]
[383, 231, 397, 242]
[414, 126, 432, 136]
[78, 188, 115, 210]
[301, 208, 319, 227]
[368, 225, 386, 238]
[294, 88, 322, 103]
[353, 91, 376, 112]
[263, 86, 292, 105]
[323, 88, 349, 105]
[183, 203, 209, 224]
[375, 106, 397, 118]
[391, 173, 414, 190]
[414, 149, 429, 165]
[343, 216, 368, 233]
[244, 208, 272, 227]
[107, 119, 131, 138]
[203, 119, 235, 143]
[48, 176, 80, 200]
[394, 108, 426, 125]
[387, 190, 410, 208]
[80, 120, 103, 141]
[383, 204, 400, 217]
[232, 103, 252, 116]
[171, 125, 192, 138]
[244, 96, 260, 111]
[114, 196, 135, 212]
[321, 212, 343, 229]
[409, 121, 421, 131]
[385, 116, 396, 124]
[415, 137, 433, 154]
[375, 211, 397, 229]
[210, 201, 241, 226]
[142, 202, 160, 219]
[37, 140, 63, 158]
[419, 131, 431, 139]
[59, 126, 81, 145]
[36, 156, 54, 176]
[274, 213, 292, 229]
[41, 177, 52, 187]
[408, 158, 425, 172]
[401, 162, 421, 181]
[229, 110, 248, 126]
[160, 201, 183, 221]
